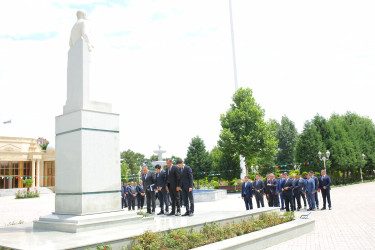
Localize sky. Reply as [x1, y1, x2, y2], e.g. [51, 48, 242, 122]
[0, 0, 374, 159]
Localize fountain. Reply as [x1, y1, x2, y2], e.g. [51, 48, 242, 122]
[151, 145, 167, 167]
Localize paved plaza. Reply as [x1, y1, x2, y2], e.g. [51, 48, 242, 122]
[0, 182, 374, 249]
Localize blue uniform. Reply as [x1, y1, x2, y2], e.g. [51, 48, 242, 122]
[241, 181, 253, 210]
[306, 178, 316, 210]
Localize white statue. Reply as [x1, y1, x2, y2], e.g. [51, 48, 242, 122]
[69, 10, 94, 52]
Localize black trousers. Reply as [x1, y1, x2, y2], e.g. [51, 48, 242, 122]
[181, 188, 194, 213]
[293, 191, 301, 210]
[169, 186, 180, 213]
[145, 189, 156, 213]
[314, 191, 319, 207]
[269, 193, 278, 207]
[255, 192, 264, 208]
[158, 188, 169, 212]
[244, 196, 253, 210]
[283, 192, 294, 212]
[128, 195, 135, 210]
[321, 189, 332, 208]
[137, 194, 145, 209]
[121, 197, 126, 208]
[301, 192, 307, 207]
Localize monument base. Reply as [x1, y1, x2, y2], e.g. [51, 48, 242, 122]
[33, 210, 142, 233]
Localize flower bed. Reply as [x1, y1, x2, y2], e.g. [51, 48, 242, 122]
[15, 190, 40, 199]
[129, 212, 294, 250]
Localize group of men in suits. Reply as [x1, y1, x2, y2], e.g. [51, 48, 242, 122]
[121, 180, 145, 210]
[241, 169, 332, 212]
[121, 158, 195, 216]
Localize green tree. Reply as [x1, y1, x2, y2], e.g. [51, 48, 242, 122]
[276, 116, 298, 165]
[210, 146, 241, 181]
[295, 120, 325, 172]
[120, 149, 146, 175]
[218, 88, 278, 172]
[184, 136, 212, 188]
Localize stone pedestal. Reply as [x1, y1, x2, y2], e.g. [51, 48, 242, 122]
[33, 29, 138, 233]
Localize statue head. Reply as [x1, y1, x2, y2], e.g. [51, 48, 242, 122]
[76, 10, 88, 20]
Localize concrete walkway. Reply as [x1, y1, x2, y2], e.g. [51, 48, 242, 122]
[265, 181, 375, 250]
[0, 182, 374, 249]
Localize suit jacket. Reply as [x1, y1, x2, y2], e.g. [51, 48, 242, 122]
[253, 179, 265, 194]
[121, 185, 125, 197]
[242, 181, 253, 198]
[277, 178, 285, 193]
[156, 170, 167, 188]
[312, 176, 319, 191]
[166, 165, 181, 189]
[264, 179, 271, 195]
[179, 165, 193, 190]
[281, 177, 293, 195]
[136, 184, 144, 195]
[128, 185, 137, 195]
[142, 171, 156, 190]
[292, 178, 300, 194]
[269, 179, 277, 194]
[298, 178, 306, 193]
[306, 178, 315, 193]
[319, 175, 331, 190]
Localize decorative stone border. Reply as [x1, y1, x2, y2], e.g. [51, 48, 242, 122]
[192, 218, 315, 250]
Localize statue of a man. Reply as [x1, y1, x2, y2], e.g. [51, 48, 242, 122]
[69, 10, 94, 52]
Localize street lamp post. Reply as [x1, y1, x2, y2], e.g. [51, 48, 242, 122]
[318, 150, 330, 173]
[361, 153, 365, 183]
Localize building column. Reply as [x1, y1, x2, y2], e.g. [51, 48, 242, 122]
[40, 161, 44, 187]
[32, 160, 36, 188]
[36, 160, 40, 187]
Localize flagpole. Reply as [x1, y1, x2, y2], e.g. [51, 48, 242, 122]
[229, 0, 238, 91]
[229, 0, 246, 178]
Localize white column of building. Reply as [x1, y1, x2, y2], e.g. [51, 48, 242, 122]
[32, 160, 36, 188]
[36, 160, 40, 187]
[40, 161, 44, 187]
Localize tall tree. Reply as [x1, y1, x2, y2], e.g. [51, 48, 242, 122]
[218, 88, 278, 171]
[210, 146, 241, 181]
[120, 149, 146, 174]
[184, 136, 212, 188]
[276, 116, 298, 165]
[295, 120, 325, 172]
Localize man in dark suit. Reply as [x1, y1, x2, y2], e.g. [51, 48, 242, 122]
[177, 159, 194, 216]
[165, 158, 181, 216]
[241, 176, 253, 210]
[121, 182, 127, 209]
[264, 174, 271, 206]
[128, 181, 137, 210]
[319, 169, 332, 210]
[277, 173, 285, 210]
[310, 171, 320, 209]
[253, 174, 265, 208]
[298, 173, 307, 209]
[281, 172, 294, 212]
[292, 174, 301, 211]
[136, 180, 145, 209]
[268, 174, 278, 207]
[125, 181, 131, 208]
[155, 164, 169, 215]
[142, 165, 156, 214]
[306, 173, 316, 210]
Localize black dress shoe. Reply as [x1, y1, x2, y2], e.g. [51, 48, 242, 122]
[182, 212, 190, 216]
[321, 208, 326, 210]
[329, 207, 332, 210]
[175, 212, 181, 216]
[157, 211, 164, 215]
[167, 212, 175, 216]
[189, 212, 194, 216]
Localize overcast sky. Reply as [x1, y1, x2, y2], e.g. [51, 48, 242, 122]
[0, 0, 374, 159]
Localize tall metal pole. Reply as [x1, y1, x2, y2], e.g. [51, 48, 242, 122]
[229, 0, 246, 178]
[229, 0, 238, 91]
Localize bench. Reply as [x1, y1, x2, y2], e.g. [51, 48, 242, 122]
[300, 211, 311, 219]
